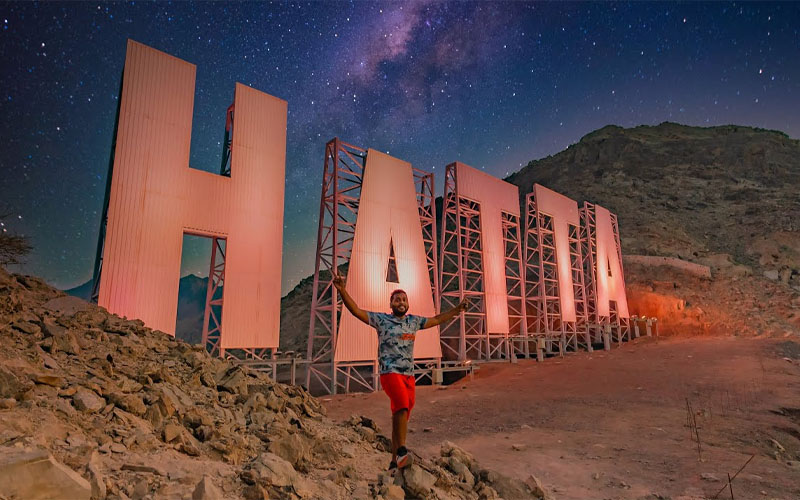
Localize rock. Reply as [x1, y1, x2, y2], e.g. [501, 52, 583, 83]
[122, 463, 166, 476]
[440, 441, 476, 470]
[448, 457, 475, 488]
[525, 475, 549, 499]
[41, 319, 66, 338]
[110, 443, 127, 454]
[383, 484, 405, 500]
[34, 374, 65, 388]
[192, 476, 224, 500]
[251, 452, 298, 488]
[769, 438, 785, 452]
[55, 330, 83, 355]
[163, 423, 183, 443]
[487, 471, 539, 499]
[0, 398, 17, 409]
[11, 319, 41, 335]
[268, 432, 310, 468]
[400, 465, 436, 498]
[764, 270, 780, 281]
[511, 443, 525, 451]
[131, 478, 149, 499]
[42, 295, 90, 315]
[0, 364, 34, 399]
[107, 392, 146, 417]
[242, 484, 270, 500]
[73, 389, 105, 413]
[700, 473, 720, 482]
[87, 452, 106, 500]
[0, 449, 91, 500]
[215, 365, 249, 396]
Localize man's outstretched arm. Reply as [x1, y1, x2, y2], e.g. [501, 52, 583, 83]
[422, 298, 469, 329]
[332, 272, 370, 325]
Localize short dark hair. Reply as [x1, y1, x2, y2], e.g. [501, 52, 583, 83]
[390, 289, 407, 300]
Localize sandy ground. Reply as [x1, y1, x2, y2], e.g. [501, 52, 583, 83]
[323, 336, 800, 499]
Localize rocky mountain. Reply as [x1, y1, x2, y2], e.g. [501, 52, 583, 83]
[0, 266, 545, 499]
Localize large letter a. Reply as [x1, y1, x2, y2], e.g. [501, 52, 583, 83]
[335, 151, 441, 363]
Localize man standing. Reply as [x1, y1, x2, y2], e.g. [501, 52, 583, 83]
[332, 272, 468, 469]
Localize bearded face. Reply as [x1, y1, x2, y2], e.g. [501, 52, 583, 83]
[390, 292, 409, 317]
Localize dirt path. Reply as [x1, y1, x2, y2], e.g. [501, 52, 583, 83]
[323, 336, 800, 499]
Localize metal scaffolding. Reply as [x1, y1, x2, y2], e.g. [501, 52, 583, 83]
[580, 202, 630, 346]
[306, 138, 439, 394]
[523, 194, 590, 356]
[439, 163, 524, 362]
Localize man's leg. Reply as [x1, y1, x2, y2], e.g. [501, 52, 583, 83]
[381, 373, 409, 467]
[392, 408, 409, 463]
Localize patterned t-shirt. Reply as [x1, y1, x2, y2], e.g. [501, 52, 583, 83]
[367, 312, 428, 375]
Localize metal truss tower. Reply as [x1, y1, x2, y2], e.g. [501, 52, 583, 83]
[306, 138, 439, 394]
[523, 193, 591, 356]
[439, 164, 524, 362]
[579, 202, 630, 346]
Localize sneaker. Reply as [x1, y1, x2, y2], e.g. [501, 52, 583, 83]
[396, 446, 412, 469]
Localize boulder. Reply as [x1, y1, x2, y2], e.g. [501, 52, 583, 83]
[215, 365, 249, 396]
[11, 319, 40, 335]
[0, 364, 33, 399]
[399, 464, 436, 498]
[268, 432, 311, 468]
[42, 295, 90, 316]
[192, 476, 223, 500]
[251, 452, 297, 488]
[72, 388, 105, 413]
[0, 449, 91, 500]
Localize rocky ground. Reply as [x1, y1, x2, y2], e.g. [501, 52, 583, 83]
[0, 266, 545, 500]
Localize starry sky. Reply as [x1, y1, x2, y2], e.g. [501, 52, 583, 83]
[1, 1, 798, 295]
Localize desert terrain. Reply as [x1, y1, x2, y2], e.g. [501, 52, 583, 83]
[326, 335, 800, 499]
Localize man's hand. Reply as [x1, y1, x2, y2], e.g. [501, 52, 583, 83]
[332, 272, 345, 292]
[422, 298, 470, 329]
[332, 272, 369, 325]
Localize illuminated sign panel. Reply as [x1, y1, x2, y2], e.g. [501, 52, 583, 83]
[452, 162, 521, 334]
[532, 184, 581, 322]
[592, 204, 630, 319]
[98, 40, 286, 349]
[335, 150, 441, 362]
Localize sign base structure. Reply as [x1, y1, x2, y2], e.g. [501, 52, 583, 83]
[580, 202, 631, 346]
[439, 163, 526, 363]
[305, 138, 440, 395]
[521, 189, 592, 357]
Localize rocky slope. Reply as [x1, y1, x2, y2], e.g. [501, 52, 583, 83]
[0, 266, 545, 500]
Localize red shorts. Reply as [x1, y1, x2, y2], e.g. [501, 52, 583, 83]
[380, 373, 416, 418]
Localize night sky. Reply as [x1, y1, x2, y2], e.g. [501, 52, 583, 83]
[1, 1, 798, 295]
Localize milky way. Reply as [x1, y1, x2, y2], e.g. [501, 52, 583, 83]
[0, 1, 798, 294]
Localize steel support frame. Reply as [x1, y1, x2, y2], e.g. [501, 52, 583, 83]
[439, 164, 520, 362]
[306, 138, 440, 394]
[523, 194, 586, 356]
[580, 202, 630, 346]
[501, 212, 528, 360]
